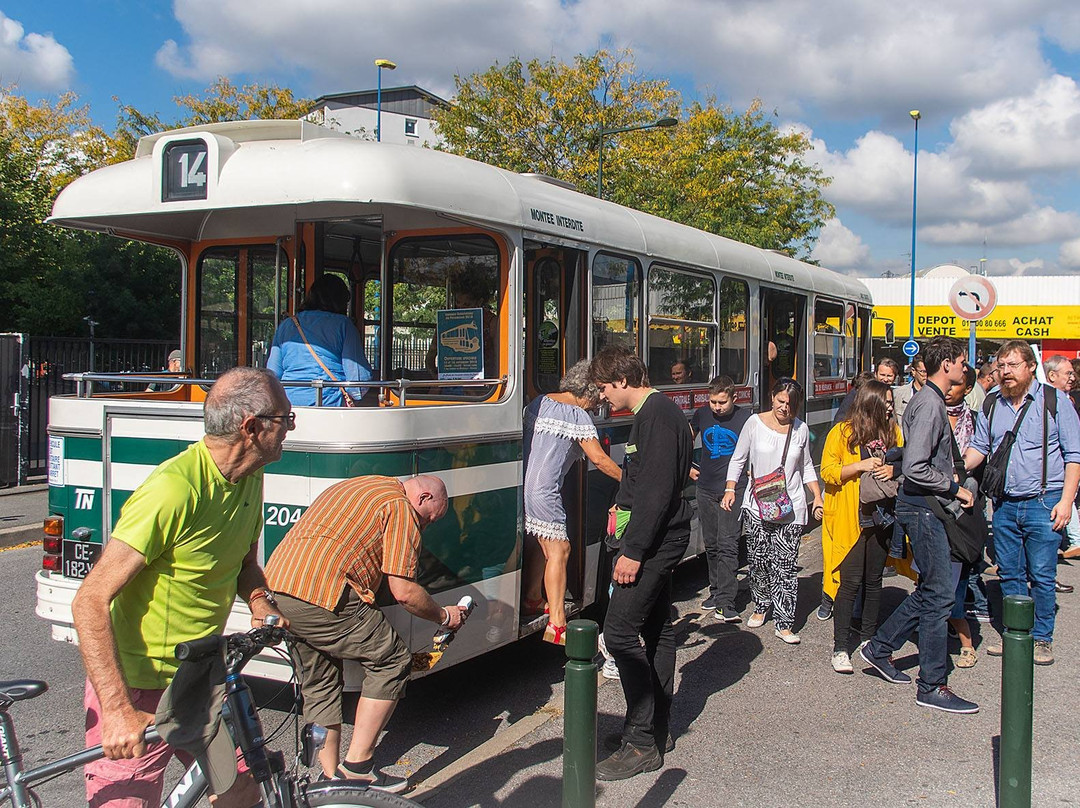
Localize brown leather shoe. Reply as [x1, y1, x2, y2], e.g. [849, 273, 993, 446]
[1055, 580, 1074, 594]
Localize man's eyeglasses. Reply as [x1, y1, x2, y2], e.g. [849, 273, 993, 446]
[257, 412, 296, 427]
[998, 360, 1028, 371]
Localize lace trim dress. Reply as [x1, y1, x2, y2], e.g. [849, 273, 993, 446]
[523, 396, 598, 541]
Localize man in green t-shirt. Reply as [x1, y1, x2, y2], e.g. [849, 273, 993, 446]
[72, 366, 293, 807]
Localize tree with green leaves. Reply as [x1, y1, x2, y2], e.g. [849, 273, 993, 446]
[434, 49, 833, 258]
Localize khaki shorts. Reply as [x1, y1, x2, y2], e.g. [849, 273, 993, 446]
[275, 589, 412, 727]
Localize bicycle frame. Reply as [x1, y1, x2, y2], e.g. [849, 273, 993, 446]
[1, 621, 399, 808]
[0, 721, 212, 808]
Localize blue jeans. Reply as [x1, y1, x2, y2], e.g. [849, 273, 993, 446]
[992, 490, 1063, 643]
[869, 500, 954, 693]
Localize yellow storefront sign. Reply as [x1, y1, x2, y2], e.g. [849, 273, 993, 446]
[872, 305, 1080, 340]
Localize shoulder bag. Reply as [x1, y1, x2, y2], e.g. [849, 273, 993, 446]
[981, 392, 1045, 500]
[750, 423, 796, 524]
[859, 439, 899, 504]
[924, 435, 987, 565]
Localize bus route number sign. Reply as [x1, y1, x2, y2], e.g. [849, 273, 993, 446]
[162, 139, 208, 202]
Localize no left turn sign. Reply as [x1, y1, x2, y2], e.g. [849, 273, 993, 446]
[948, 275, 998, 322]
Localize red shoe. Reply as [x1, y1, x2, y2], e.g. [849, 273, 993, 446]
[543, 623, 567, 645]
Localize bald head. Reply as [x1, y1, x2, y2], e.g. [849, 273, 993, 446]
[403, 475, 449, 527]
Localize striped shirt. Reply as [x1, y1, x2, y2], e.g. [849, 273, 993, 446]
[265, 476, 421, 610]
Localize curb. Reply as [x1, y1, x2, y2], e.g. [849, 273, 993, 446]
[0, 524, 41, 550]
[0, 483, 47, 497]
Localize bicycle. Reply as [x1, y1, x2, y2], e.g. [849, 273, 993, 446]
[0, 616, 422, 807]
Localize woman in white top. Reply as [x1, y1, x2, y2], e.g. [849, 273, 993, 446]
[723, 378, 823, 644]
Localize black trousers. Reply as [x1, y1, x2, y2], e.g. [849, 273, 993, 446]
[603, 535, 688, 750]
[832, 526, 890, 652]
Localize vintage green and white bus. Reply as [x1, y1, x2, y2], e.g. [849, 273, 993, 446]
[36, 119, 872, 679]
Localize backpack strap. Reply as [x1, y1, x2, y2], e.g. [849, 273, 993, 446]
[1041, 384, 1058, 492]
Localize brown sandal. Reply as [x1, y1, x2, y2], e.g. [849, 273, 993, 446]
[956, 647, 977, 668]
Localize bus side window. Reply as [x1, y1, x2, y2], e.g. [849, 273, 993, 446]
[813, 298, 845, 378]
[592, 253, 641, 353]
[719, 277, 749, 384]
[646, 266, 715, 385]
[388, 234, 502, 399]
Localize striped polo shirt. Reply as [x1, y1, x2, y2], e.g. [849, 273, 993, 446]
[265, 476, 422, 610]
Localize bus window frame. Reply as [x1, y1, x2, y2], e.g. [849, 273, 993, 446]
[590, 251, 643, 356]
[812, 295, 847, 381]
[383, 228, 509, 405]
[644, 262, 717, 388]
[193, 241, 291, 378]
[718, 275, 750, 385]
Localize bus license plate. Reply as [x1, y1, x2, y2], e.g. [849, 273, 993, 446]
[62, 540, 101, 579]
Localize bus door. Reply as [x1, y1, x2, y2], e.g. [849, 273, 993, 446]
[523, 241, 592, 617]
[759, 288, 807, 407]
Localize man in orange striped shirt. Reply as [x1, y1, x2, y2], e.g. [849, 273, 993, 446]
[265, 474, 467, 792]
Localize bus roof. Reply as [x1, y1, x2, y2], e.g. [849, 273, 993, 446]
[50, 119, 870, 303]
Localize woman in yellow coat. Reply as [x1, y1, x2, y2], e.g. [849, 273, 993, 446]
[820, 380, 903, 673]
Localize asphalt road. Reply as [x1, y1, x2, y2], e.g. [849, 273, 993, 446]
[3, 536, 1079, 807]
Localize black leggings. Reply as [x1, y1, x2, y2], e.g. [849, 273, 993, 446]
[833, 526, 890, 652]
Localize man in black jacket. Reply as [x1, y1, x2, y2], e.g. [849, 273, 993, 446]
[591, 346, 693, 781]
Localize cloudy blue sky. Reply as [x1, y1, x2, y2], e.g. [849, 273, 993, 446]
[5, 1, 1080, 278]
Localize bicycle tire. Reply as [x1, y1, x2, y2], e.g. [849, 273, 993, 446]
[302, 782, 425, 807]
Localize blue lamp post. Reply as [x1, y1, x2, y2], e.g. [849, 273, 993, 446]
[374, 58, 396, 142]
[908, 109, 920, 343]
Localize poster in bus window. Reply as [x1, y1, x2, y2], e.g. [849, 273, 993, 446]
[436, 308, 484, 380]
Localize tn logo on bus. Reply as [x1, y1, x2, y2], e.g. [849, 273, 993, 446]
[74, 488, 95, 510]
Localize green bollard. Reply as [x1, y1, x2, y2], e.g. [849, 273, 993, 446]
[999, 594, 1035, 808]
[563, 619, 598, 808]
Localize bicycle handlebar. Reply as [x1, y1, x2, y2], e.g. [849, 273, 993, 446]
[175, 618, 290, 665]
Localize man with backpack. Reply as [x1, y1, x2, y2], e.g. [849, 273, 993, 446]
[964, 340, 1080, 666]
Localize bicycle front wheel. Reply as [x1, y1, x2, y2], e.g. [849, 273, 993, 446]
[302, 782, 425, 808]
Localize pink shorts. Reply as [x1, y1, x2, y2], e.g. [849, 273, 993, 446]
[84, 679, 195, 808]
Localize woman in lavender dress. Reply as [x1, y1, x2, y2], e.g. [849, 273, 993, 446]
[523, 360, 622, 644]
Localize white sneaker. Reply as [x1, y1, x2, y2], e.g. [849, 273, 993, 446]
[601, 659, 621, 680]
[831, 651, 854, 673]
[597, 632, 615, 663]
[774, 629, 801, 644]
[747, 612, 766, 628]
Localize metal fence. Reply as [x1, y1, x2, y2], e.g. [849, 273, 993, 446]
[26, 337, 176, 476]
[12, 333, 434, 481]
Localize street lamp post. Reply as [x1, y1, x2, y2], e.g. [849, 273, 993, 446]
[374, 58, 397, 142]
[908, 109, 920, 344]
[596, 117, 678, 199]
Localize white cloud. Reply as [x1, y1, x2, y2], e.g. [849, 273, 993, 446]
[1059, 238, 1080, 268]
[812, 218, 871, 269]
[0, 12, 74, 90]
[949, 75, 1080, 176]
[809, 129, 1035, 228]
[921, 207, 1080, 246]
[1004, 257, 1046, 276]
[155, 1, 1063, 121]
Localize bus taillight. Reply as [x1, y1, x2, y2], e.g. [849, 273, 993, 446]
[43, 536, 61, 554]
[44, 516, 63, 537]
[42, 553, 61, 572]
